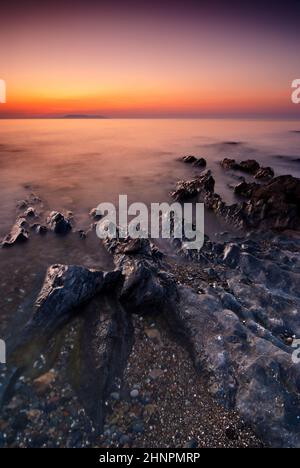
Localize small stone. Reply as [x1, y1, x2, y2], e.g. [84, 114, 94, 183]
[110, 392, 120, 401]
[130, 389, 139, 398]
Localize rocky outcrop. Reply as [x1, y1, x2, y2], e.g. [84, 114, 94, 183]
[1, 218, 29, 247]
[103, 234, 177, 312]
[254, 166, 274, 181]
[46, 211, 72, 234]
[167, 231, 300, 447]
[171, 170, 300, 231]
[9, 264, 121, 366]
[182, 155, 207, 168]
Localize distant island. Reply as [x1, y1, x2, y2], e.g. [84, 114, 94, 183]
[63, 114, 106, 119]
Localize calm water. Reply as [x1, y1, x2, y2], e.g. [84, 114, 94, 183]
[0, 118, 300, 334]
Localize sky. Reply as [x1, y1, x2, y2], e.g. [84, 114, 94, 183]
[1, 0, 300, 118]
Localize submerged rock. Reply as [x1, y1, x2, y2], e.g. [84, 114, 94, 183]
[10, 264, 121, 366]
[254, 166, 274, 181]
[1, 218, 29, 247]
[193, 158, 207, 168]
[182, 155, 197, 163]
[46, 211, 72, 234]
[221, 158, 260, 174]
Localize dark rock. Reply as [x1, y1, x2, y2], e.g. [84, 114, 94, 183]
[9, 265, 122, 367]
[220, 158, 239, 170]
[46, 211, 72, 234]
[24, 207, 36, 218]
[221, 158, 260, 174]
[254, 166, 274, 181]
[103, 233, 177, 312]
[193, 158, 207, 168]
[30, 223, 47, 235]
[239, 160, 260, 174]
[68, 295, 133, 432]
[1, 218, 29, 247]
[171, 170, 215, 201]
[182, 155, 197, 164]
[234, 181, 259, 198]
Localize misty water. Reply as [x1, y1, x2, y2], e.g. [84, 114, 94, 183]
[0, 118, 300, 335]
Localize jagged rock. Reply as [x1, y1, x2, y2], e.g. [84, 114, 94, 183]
[102, 234, 177, 312]
[68, 296, 133, 431]
[9, 264, 121, 366]
[16, 200, 28, 209]
[31, 224, 47, 235]
[220, 158, 239, 170]
[172, 171, 300, 231]
[46, 211, 72, 234]
[1, 218, 29, 247]
[24, 207, 36, 218]
[182, 155, 197, 163]
[221, 158, 260, 174]
[171, 171, 215, 201]
[239, 159, 260, 174]
[193, 158, 207, 168]
[254, 166, 274, 181]
[234, 180, 259, 198]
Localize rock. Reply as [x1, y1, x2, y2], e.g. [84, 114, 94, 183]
[103, 233, 177, 312]
[130, 389, 139, 398]
[24, 207, 36, 218]
[182, 155, 197, 163]
[225, 426, 237, 440]
[254, 166, 274, 181]
[171, 170, 215, 201]
[110, 392, 120, 401]
[131, 421, 144, 434]
[221, 158, 260, 174]
[239, 159, 260, 174]
[1, 218, 29, 247]
[193, 158, 207, 168]
[234, 181, 259, 198]
[31, 224, 47, 235]
[68, 295, 133, 432]
[46, 211, 72, 234]
[220, 158, 239, 170]
[89, 208, 102, 220]
[16, 200, 28, 209]
[10, 265, 122, 366]
[77, 229, 86, 239]
[33, 370, 56, 395]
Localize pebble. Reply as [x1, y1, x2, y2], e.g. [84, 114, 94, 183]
[130, 389, 139, 399]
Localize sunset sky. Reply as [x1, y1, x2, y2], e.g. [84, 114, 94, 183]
[1, 0, 300, 118]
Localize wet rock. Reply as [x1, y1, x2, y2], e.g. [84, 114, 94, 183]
[1, 218, 29, 247]
[130, 389, 139, 398]
[33, 370, 56, 395]
[220, 158, 239, 170]
[234, 181, 259, 198]
[193, 158, 207, 168]
[182, 155, 197, 164]
[10, 265, 121, 366]
[103, 233, 177, 312]
[31, 224, 47, 235]
[239, 159, 260, 174]
[171, 171, 215, 201]
[16, 200, 28, 209]
[46, 211, 72, 234]
[24, 207, 37, 218]
[68, 296, 133, 432]
[254, 166, 274, 181]
[221, 158, 260, 174]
